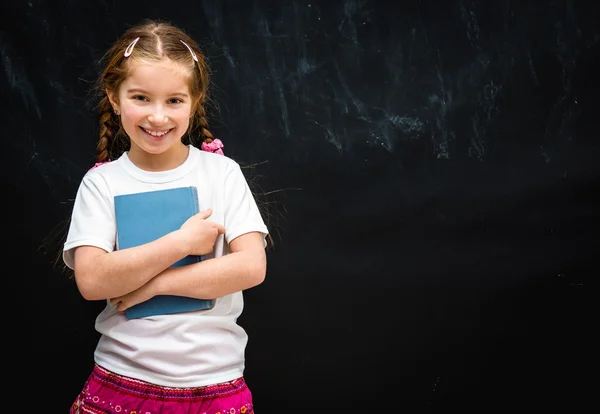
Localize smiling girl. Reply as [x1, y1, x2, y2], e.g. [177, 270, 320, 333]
[64, 20, 268, 414]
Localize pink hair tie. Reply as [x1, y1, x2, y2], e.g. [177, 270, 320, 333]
[89, 160, 111, 171]
[201, 138, 224, 156]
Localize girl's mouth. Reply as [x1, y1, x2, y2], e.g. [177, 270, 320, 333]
[140, 127, 172, 138]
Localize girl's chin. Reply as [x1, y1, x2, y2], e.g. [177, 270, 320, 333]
[135, 138, 186, 155]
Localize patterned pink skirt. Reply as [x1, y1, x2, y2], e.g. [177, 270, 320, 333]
[70, 364, 254, 414]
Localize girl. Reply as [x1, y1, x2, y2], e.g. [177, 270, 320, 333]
[64, 19, 268, 414]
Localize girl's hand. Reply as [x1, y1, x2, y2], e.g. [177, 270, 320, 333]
[179, 208, 226, 256]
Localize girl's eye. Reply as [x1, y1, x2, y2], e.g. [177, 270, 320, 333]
[168, 98, 183, 104]
[132, 95, 148, 101]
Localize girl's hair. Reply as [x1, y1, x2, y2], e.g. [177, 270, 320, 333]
[94, 19, 215, 162]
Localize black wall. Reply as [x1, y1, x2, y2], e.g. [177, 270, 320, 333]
[3, 0, 596, 411]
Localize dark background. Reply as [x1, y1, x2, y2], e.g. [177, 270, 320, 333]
[2, 0, 596, 411]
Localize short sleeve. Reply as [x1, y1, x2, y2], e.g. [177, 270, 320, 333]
[63, 173, 116, 269]
[223, 162, 269, 246]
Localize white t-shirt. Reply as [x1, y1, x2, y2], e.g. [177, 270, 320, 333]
[63, 145, 268, 387]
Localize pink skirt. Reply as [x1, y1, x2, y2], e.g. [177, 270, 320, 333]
[70, 364, 254, 414]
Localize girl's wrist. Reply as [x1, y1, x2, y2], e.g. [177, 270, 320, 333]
[170, 229, 194, 257]
[150, 269, 170, 296]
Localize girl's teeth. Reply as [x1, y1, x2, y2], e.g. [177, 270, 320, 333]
[144, 128, 169, 137]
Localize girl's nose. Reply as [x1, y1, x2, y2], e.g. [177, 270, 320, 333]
[148, 108, 168, 125]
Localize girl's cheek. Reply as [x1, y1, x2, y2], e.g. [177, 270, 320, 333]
[124, 105, 147, 119]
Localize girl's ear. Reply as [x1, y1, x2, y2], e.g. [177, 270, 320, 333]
[106, 88, 119, 113]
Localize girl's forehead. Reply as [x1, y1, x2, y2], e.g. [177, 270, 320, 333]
[122, 59, 192, 94]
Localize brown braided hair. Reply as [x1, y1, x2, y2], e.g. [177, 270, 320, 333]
[93, 19, 215, 162]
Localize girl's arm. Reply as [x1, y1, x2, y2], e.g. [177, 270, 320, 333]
[153, 231, 266, 298]
[73, 230, 190, 301]
[73, 209, 224, 301]
[111, 232, 266, 311]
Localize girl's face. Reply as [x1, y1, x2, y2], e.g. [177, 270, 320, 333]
[108, 59, 194, 169]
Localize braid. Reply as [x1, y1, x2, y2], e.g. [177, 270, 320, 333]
[97, 97, 120, 162]
[196, 104, 214, 144]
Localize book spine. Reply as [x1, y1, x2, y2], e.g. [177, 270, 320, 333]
[190, 186, 200, 214]
[189, 186, 204, 262]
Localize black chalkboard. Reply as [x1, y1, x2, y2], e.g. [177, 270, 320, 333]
[2, 0, 596, 411]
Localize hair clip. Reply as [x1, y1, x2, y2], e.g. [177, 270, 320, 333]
[124, 37, 140, 57]
[180, 40, 199, 62]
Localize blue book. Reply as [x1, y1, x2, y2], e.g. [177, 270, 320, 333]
[114, 186, 215, 319]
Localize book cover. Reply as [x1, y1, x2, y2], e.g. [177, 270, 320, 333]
[114, 186, 215, 319]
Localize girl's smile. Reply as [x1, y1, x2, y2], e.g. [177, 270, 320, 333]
[140, 127, 173, 138]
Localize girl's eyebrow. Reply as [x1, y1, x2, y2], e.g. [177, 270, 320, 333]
[126, 88, 189, 98]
